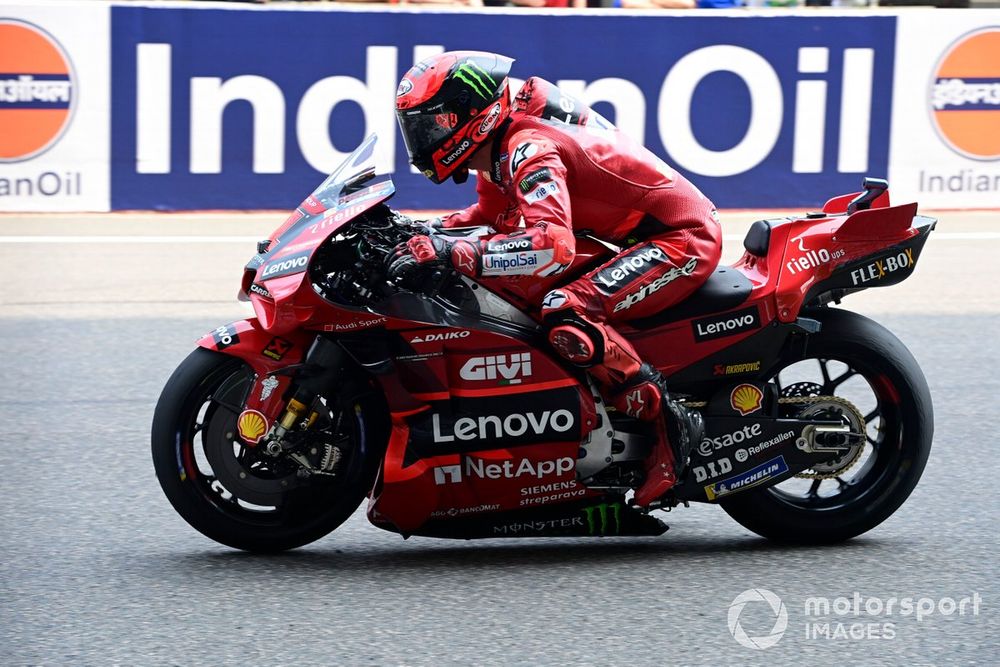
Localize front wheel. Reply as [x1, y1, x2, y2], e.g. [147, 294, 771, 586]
[151, 347, 386, 552]
[720, 308, 933, 543]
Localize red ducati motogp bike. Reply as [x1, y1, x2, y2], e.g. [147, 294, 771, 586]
[152, 136, 934, 552]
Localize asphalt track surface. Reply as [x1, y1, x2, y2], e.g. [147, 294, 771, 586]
[1, 210, 998, 666]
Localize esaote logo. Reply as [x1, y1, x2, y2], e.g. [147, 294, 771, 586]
[930, 28, 1000, 160]
[0, 20, 76, 162]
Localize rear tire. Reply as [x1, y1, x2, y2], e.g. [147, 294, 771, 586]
[720, 308, 933, 543]
[152, 347, 386, 552]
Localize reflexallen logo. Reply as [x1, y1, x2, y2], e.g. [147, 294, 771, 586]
[692, 306, 760, 342]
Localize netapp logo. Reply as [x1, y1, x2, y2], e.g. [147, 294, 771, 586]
[433, 456, 574, 485]
[692, 306, 760, 342]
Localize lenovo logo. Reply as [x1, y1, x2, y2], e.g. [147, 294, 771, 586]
[691, 306, 760, 342]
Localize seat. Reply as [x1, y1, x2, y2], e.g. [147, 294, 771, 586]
[626, 266, 753, 330]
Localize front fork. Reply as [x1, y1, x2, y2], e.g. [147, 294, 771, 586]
[256, 336, 348, 463]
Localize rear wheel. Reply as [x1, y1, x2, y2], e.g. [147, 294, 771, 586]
[151, 347, 386, 552]
[720, 308, 933, 543]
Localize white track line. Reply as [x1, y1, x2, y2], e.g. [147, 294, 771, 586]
[1, 233, 999, 244]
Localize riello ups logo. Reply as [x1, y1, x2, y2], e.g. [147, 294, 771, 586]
[930, 27, 1000, 161]
[0, 19, 76, 163]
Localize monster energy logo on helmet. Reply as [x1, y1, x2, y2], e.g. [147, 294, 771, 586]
[453, 60, 496, 100]
[582, 502, 623, 536]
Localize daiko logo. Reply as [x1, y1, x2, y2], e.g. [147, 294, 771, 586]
[930, 27, 1000, 161]
[0, 19, 76, 163]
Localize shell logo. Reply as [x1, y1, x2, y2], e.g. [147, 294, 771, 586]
[0, 19, 76, 163]
[730, 384, 763, 417]
[929, 27, 1000, 161]
[237, 409, 268, 444]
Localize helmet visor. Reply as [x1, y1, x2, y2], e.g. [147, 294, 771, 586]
[397, 109, 460, 165]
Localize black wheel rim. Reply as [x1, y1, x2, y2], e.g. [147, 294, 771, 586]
[174, 358, 369, 529]
[765, 355, 905, 513]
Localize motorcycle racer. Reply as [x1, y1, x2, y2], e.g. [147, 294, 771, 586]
[391, 51, 722, 505]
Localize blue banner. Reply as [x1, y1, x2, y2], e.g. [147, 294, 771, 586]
[110, 7, 895, 211]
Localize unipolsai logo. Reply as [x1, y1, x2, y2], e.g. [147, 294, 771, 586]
[929, 27, 1000, 161]
[0, 19, 76, 162]
[728, 588, 788, 650]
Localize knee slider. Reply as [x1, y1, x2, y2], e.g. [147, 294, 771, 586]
[546, 316, 606, 367]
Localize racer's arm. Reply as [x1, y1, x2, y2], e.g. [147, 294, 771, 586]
[441, 172, 510, 228]
[451, 132, 576, 278]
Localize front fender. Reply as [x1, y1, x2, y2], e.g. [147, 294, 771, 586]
[197, 318, 317, 376]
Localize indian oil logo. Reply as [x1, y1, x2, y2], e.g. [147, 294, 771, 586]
[929, 27, 1000, 161]
[0, 19, 76, 162]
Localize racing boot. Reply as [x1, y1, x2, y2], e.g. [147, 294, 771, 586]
[622, 365, 705, 507]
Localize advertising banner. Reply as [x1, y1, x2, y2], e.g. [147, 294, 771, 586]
[109, 6, 896, 211]
[889, 11, 1000, 209]
[0, 3, 109, 212]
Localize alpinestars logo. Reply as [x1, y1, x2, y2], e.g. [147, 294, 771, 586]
[453, 61, 496, 100]
[613, 258, 698, 313]
[460, 353, 532, 385]
[410, 330, 470, 344]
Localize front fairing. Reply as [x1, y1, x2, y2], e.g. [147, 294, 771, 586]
[244, 135, 395, 327]
[248, 134, 394, 287]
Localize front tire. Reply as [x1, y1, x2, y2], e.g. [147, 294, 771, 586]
[152, 347, 385, 552]
[720, 308, 933, 543]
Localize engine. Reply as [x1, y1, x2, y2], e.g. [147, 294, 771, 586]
[309, 205, 419, 307]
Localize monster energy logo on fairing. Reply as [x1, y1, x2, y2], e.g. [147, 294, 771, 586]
[583, 502, 623, 536]
[453, 61, 496, 100]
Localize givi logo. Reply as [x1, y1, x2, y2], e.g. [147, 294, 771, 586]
[930, 28, 1000, 161]
[0, 20, 76, 162]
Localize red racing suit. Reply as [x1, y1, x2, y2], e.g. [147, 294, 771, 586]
[443, 77, 722, 398]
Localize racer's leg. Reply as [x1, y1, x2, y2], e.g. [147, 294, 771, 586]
[542, 227, 720, 505]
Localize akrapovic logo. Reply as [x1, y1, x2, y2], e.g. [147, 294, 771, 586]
[459, 353, 533, 385]
[692, 306, 760, 342]
[259, 252, 309, 281]
[410, 330, 470, 344]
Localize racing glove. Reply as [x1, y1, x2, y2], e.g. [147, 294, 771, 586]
[387, 235, 452, 287]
